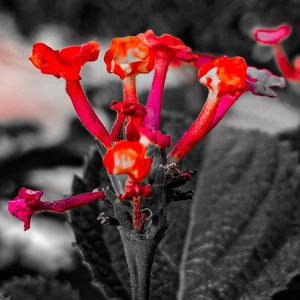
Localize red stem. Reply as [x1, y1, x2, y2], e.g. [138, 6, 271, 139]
[273, 44, 300, 81]
[40, 191, 105, 213]
[168, 92, 221, 162]
[66, 80, 112, 149]
[133, 196, 146, 232]
[111, 113, 126, 141]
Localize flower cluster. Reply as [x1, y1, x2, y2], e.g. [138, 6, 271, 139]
[7, 29, 285, 232]
[253, 23, 300, 82]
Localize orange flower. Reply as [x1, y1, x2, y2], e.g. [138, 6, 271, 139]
[198, 56, 247, 97]
[104, 36, 155, 79]
[138, 30, 192, 61]
[103, 141, 152, 182]
[30, 41, 100, 81]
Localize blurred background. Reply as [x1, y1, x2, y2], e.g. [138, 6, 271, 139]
[0, 0, 300, 299]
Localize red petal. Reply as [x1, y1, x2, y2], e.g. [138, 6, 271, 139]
[30, 41, 100, 80]
[253, 24, 291, 45]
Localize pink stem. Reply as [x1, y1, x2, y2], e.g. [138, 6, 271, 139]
[124, 75, 138, 103]
[66, 80, 112, 149]
[144, 57, 171, 131]
[40, 191, 105, 213]
[273, 44, 300, 81]
[208, 92, 243, 131]
[168, 92, 221, 162]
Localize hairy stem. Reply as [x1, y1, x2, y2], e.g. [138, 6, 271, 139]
[66, 80, 112, 148]
[124, 75, 138, 103]
[40, 191, 105, 212]
[111, 113, 126, 141]
[119, 227, 166, 300]
[144, 57, 170, 131]
[169, 91, 220, 162]
[132, 196, 146, 232]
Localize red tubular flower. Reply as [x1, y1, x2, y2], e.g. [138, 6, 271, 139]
[198, 57, 247, 97]
[104, 36, 155, 104]
[30, 41, 100, 81]
[103, 140, 152, 182]
[253, 24, 300, 82]
[30, 41, 112, 149]
[110, 101, 147, 141]
[169, 56, 248, 162]
[104, 36, 155, 80]
[8, 187, 105, 230]
[138, 30, 192, 131]
[110, 101, 171, 147]
[103, 140, 153, 232]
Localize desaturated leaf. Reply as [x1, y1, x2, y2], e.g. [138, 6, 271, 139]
[71, 114, 300, 300]
[151, 126, 300, 300]
[1, 276, 80, 300]
[280, 126, 300, 158]
[246, 67, 286, 98]
[70, 148, 130, 300]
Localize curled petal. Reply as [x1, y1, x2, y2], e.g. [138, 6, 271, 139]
[190, 53, 216, 69]
[30, 41, 100, 80]
[111, 101, 147, 123]
[253, 24, 291, 45]
[139, 126, 171, 149]
[119, 180, 152, 200]
[111, 101, 148, 141]
[8, 188, 43, 230]
[103, 141, 152, 182]
[138, 29, 192, 60]
[104, 36, 155, 79]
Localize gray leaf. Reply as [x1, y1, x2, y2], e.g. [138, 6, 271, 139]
[151, 126, 300, 300]
[247, 67, 286, 98]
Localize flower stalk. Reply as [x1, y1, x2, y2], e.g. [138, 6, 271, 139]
[144, 56, 171, 130]
[66, 80, 112, 148]
[132, 196, 146, 232]
[8, 187, 105, 230]
[169, 91, 221, 161]
[253, 24, 300, 82]
[123, 75, 138, 103]
[39, 191, 105, 212]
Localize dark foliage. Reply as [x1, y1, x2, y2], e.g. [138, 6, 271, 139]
[69, 150, 130, 300]
[2, 276, 80, 300]
[2, 0, 300, 67]
[67, 118, 300, 299]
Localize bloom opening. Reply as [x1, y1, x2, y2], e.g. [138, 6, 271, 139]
[104, 36, 155, 79]
[103, 140, 152, 182]
[30, 41, 100, 81]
